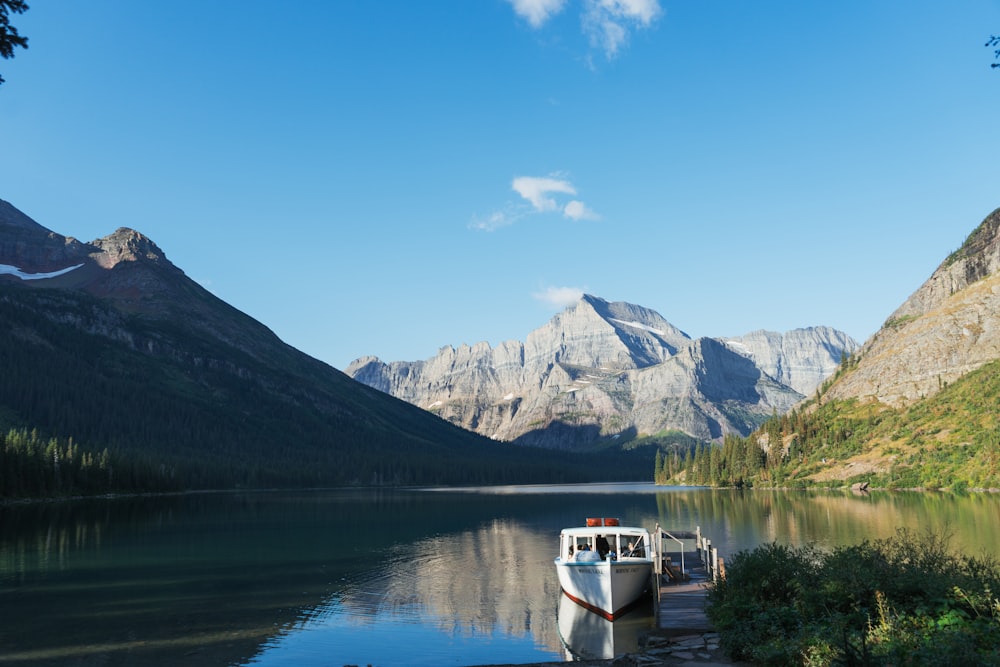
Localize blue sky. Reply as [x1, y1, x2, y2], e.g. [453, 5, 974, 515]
[2, 1, 999, 370]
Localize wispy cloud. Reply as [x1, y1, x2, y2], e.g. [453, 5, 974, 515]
[534, 285, 585, 308]
[507, 0, 662, 60]
[471, 173, 600, 231]
[583, 0, 662, 58]
[469, 205, 526, 232]
[508, 0, 568, 29]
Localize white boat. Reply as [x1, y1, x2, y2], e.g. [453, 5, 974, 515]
[553, 517, 655, 620]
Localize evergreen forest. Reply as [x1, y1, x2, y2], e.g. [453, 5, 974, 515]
[0, 285, 652, 498]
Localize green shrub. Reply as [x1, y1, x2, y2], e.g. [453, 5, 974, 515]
[706, 541, 822, 663]
[707, 530, 1000, 665]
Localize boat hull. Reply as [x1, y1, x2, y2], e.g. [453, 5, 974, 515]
[554, 558, 653, 621]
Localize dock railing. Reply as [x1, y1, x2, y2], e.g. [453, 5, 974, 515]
[653, 525, 726, 583]
[694, 528, 725, 582]
[654, 523, 687, 578]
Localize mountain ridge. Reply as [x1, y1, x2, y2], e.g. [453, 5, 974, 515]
[347, 294, 857, 448]
[825, 207, 1000, 407]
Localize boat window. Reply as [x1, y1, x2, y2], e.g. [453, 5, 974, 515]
[622, 534, 646, 558]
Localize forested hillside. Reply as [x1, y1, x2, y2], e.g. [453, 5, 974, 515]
[0, 273, 649, 499]
[0, 284, 650, 496]
[658, 356, 1000, 490]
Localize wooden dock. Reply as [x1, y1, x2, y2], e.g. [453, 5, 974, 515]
[652, 528, 721, 635]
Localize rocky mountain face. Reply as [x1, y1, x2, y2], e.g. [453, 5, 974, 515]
[825, 207, 1000, 406]
[720, 327, 857, 396]
[347, 295, 858, 448]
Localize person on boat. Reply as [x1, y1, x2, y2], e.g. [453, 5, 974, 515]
[596, 535, 611, 560]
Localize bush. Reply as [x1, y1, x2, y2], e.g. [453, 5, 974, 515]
[706, 541, 823, 663]
[706, 530, 1000, 665]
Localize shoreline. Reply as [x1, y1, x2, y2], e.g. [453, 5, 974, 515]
[6, 482, 1000, 506]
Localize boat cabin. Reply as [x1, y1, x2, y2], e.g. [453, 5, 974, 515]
[557, 518, 651, 562]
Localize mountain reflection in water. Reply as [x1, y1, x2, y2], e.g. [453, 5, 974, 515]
[2, 486, 999, 666]
[248, 517, 566, 666]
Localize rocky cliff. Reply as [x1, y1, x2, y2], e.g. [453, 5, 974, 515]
[347, 295, 858, 448]
[824, 207, 1000, 406]
[721, 327, 858, 396]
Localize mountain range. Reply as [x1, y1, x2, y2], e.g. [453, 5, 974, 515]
[346, 295, 858, 449]
[9, 190, 994, 494]
[0, 198, 647, 494]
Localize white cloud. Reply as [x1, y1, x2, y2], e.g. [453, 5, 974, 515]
[587, 17, 628, 58]
[534, 286, 585, 308]
[563, 199, 600, 221]
[585, 0, 664, 59]
[598, 0, 662, 24]
[507, 0, 662, 59]
[507, 0, 568, 28]
[472, 173, 600, 230]
[512, 175, 599, 221]
[512, 176, 577, 212]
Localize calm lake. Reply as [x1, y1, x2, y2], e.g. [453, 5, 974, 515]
[2, 484, 999, 666]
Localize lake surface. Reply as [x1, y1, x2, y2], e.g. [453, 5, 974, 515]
[2, 484, 999, 666]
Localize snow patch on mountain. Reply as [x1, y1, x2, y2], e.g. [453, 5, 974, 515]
[609, 318, 667, 336]
[0, 263, 83, 280]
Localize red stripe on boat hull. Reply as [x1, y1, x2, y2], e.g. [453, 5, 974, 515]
[560, 588, 646, 621]
[561, 589, 614, 621]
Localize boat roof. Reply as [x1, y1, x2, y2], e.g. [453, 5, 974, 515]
[559, 525, 650, 537]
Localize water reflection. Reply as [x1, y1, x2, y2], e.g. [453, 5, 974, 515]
[556, 595, 654, 660]
[651, 488, 1000, 556]
[249, 517, 566, 665]
[2, 487, 1000, 666]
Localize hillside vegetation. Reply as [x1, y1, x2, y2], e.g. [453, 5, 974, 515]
[0, 284, 650, 498]
[659, 356, 1000, 490]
